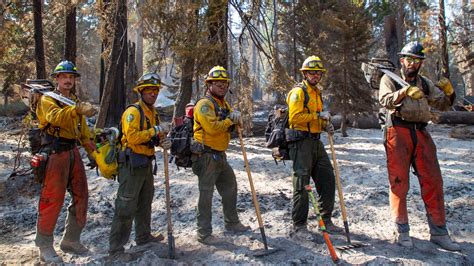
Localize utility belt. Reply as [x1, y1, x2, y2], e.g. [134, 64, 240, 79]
[285, 128, 320, 143]
[189, 140, 226, 161]
[118, 148, 155, 169]
[391, 116, 427, 131]
[41, 133, 77, 153]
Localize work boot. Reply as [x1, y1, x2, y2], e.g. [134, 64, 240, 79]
[396, 232, 413, 248]
[292, 225, 315, 241]
[39, 246, 63, 263]
[430, 235, 461, 251]
[225, 222, 251, 233]
[323, 220, 344, 234]
[196, 235, 226, 245]
[136, 233, 164, 246]
[60, 239, 89, 255]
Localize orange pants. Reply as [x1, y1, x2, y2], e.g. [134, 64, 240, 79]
[35, 147, 88, 246]
[385, 126, 446, 232]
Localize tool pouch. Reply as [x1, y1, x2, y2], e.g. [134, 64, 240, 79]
[127, 149, 151, 169]
[190, 140, 205, 155]
[285, 128, 308, 143]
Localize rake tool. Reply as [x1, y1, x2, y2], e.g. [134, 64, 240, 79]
[328, 135, 368, 251]
[163, 149, 176, 259]
[237, 126, 279, 257]
[306, 185, 339, 263]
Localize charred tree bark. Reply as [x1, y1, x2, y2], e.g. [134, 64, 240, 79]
[384, 15, 400, 68]
[33, 0, 46, 79]
[438, 0, 450, 79]
[126, 41, 138, 105]
[64, 4, 76, 63]
[207, 0, 228, 67]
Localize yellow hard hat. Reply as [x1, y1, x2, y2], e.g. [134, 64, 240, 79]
[91, 143, 118, 179]
[133, 72, 161, 93]
[205, 66, 230, 83]
[300, 56, 327, 72]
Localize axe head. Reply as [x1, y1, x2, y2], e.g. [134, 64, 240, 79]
[361, 58, 396, 90]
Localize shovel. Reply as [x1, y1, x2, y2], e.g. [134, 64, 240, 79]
[237, 126, 279, 257]
[328, 134, 368, 251]
[163, 149, 176, 259]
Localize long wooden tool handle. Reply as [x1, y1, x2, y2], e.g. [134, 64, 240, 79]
[163, 149, 175, 258]
[328, 135, 351, 243]
[237, 127, 269, 249]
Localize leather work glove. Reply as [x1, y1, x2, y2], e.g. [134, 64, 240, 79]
[404, 86, 424, 100]
[154, 122, 171, 135]
[228, 110, 241, 125]
[159, 136, 172, 150]
[76, 102, 98, 117]
[325, 122, 335, 135]
[319, 111, 331, 121]
[437, 77, 454, 96]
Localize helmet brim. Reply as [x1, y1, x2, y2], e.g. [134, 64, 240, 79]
[398, 52, 426, 59]
[133, 84, 161, 93]
[300, 68, 327, 72]
[51, 71, 81, 77]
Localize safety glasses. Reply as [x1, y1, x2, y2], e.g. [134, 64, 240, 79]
[138, 73, 161, 86]
[306, 70, 324, 76]
[306, 60, 324, 69]
[404, 57, 422, 64]
[209, 70, 229, 79]
[141, 87, 159, 94]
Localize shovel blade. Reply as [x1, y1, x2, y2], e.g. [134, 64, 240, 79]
[252, 247, 280, 257]
[335, 242, 369, 251]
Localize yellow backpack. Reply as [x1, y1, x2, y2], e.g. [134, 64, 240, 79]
[91, 127, 119, 180]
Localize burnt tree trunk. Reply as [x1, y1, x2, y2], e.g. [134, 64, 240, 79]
[438, 0, 450, 79]
[64, 3, 76, 63]
[96, 0, 127, 128]
[207, 0, 228, 67]
[126, 41, 138, 105]
[33, 0, 46, 79]
[384, 15, 400, 68]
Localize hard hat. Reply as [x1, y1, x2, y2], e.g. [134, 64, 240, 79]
[398, 41, 426, 59]
[91, 143, 118, 180]
[205, 66, 230, 83]
[133, 72, 161, 93]
[300, 56, 327, 72]
[51, 60, 80, 77]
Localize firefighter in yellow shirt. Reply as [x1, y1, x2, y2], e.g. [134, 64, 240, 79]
[286, 56, 341, 240]
[109, 73, 171, 256]
[192, 66, 250, 245]
[35, 60, 97, 263]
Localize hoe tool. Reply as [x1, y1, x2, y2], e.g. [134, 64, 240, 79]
[163, 149, 176, 259]
[237, 126, 279, 257]
[328, 135, 368, 251]
[306, 185, 339, 263]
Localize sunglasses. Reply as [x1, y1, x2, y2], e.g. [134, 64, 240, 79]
[306, 70, 324, 76]
[404, 57, 422, 64]
[306, 60, 324, 69]
[141, 87, 159, 94]
[138, 73, 161, 86]
[209, 70, 229, 79]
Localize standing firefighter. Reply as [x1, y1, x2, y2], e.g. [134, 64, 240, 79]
[35, 61, 97, 263]
[287, 56, 341, 239]
[379, 41, 459, 250]
[192, 66, 250, 244]
[108, 73, 171, 256]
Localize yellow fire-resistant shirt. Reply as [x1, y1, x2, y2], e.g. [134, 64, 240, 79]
[286, 80, 326, 133]
[36, 93, 92, 152]
[193, 96, 234, 152]
[120, 100, 161, 156]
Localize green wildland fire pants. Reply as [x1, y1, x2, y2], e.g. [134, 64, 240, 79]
[289, 136, 336, 227]
[109, 160, 154, 254]
[192, 151, 240, 239]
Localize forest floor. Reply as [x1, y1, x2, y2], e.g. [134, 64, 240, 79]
[0, 116, 473, 265]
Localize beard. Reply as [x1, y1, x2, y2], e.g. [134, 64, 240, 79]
[402, 65, 420, 78]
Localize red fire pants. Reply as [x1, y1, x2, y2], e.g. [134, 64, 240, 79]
[385, 126, 446, 229]
[35, 147, 88, 246]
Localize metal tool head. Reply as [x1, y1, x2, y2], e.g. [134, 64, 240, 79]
[361, 58, 396, 90]
[336, 241, 369, 251]
[252, 247, 280, 257]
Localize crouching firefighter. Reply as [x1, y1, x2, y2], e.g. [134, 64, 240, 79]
[192, 66, 250, 245]
[287, 56, 342, 240]
[108, 73, 171, 256]
[379, 41, 459, 251]
[34, 60, 98, 263]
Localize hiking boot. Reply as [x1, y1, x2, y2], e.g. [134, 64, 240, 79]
[430, 235, 461, 251]
[292, 225, 315, 241]
[323, 220, 344, 234]
[196, 235, 226, 245]
[225, 222, 251, 233]
[136, 233, 164, 246]
[60, 239, 89, 255]
[396, 232, 413, 248]
[39, 246, 63, 263]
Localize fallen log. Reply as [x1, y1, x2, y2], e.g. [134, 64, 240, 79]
[432, 111, 474, 125]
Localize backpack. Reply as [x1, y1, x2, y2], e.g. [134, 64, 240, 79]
[265, 83, 309, 164]
[169, 96, 229, 168]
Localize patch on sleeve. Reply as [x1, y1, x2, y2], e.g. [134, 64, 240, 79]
[126, 113, 134, 123]
[200, 104, 210, 114]
[290, 93, 299, 103]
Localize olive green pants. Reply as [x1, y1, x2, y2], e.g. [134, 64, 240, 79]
[192, 152, 240, 239]
[289, 137, 335, 227]
[109, 160, 154, 254]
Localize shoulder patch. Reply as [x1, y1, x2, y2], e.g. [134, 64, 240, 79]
[200, 104, 210, 114]
[290, 93, 299, 103]
[126, 113, 134, 122]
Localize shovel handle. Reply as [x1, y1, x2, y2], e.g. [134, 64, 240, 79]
[163, 149, 175, 258]
[237, 126, 268, 250]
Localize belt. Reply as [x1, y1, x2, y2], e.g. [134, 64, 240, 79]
[392, 117, 427, 130]
[309, 133, 320, 140]
[203, 145, 226, 154]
